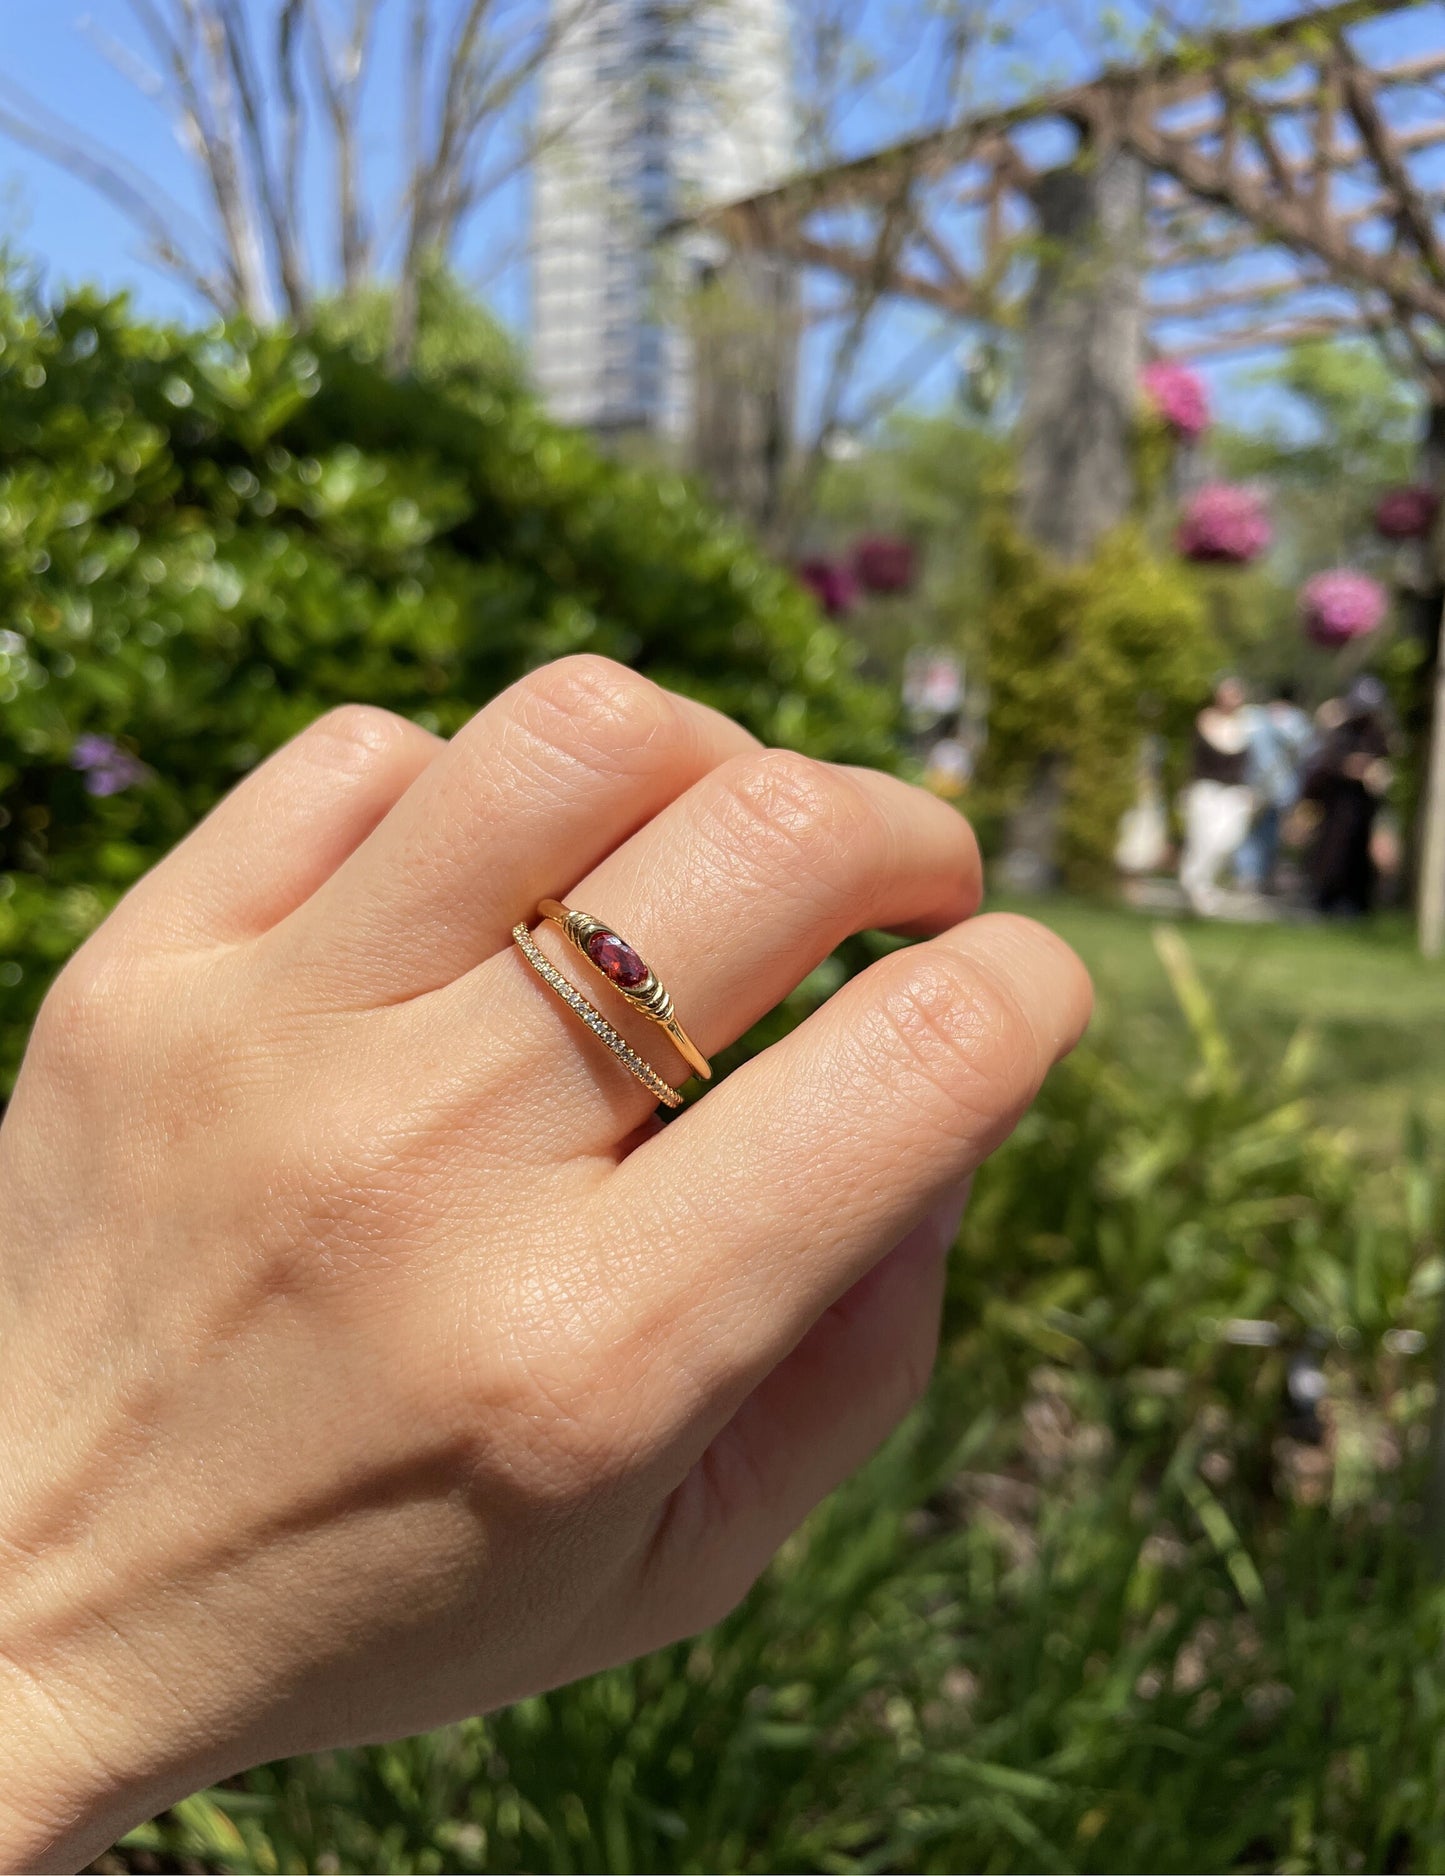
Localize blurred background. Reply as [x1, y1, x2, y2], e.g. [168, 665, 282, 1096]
[4, 0, 1445, 1869]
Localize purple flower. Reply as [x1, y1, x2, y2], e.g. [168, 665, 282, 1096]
[1373, 485, 1439, 543]
[1299, 569, 1389, 648]
[1141, 361, 1211, 441]
[1176, 483, 1272, 565]
[71, 734, 151, 797]
[852, 534, 917, 596]
[797, 557, 858, 619]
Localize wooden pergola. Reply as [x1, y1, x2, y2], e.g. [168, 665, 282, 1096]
[700, 0, 1445, 378]
[693, 0, 1445, 953]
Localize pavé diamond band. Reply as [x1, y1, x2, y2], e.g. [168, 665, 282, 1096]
[511, 921, 683, 1109]
[536, 898, 712, 1083]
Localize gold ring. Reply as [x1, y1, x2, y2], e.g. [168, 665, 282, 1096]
[537, 899, 712, 1082]
[512, 922, 683, 1108]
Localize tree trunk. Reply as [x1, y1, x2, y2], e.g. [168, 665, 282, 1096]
[685, 248, 798, 537]
[1412, 401, 1445, 958]
[1000, 141, 1145, 892]
[1017, 144, 1147, 564]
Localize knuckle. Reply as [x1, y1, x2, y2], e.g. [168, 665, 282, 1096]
[871, 951, 1041, 1121]
[712, 750, 876, 885]
[511, 656, 676, 775]
[34, 938, 137, 1067]
[305, 703, 424, 772]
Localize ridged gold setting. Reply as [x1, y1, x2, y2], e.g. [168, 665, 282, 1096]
[537, 898, 711, 1082]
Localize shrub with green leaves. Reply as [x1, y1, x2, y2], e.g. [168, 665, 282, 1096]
[977, 522, 1221, 889]
[0, 285, 892, 1091]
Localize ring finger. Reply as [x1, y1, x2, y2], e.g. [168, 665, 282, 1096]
[434, 746, 982, 1141]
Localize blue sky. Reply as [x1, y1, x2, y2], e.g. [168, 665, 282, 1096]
[2, 0, 1441, 438]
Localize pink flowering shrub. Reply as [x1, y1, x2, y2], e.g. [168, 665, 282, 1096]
[852, 534, 917, 596]
[797, 557, 858, 618]
[1141, 360, 1211, 440]
[1373, 485, 1439, 542]
[1175, 483, 1272, 565]
[1299, 569, 1389, 647]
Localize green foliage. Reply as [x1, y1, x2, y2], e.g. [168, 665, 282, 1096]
[0, 285, 893, 1091]
[116, 932, 1445, 1875]
[814, 409, 1012, 682]
[978, 522, 1220, 887]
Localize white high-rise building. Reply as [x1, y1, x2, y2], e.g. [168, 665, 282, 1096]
[531, 0, 793, 442]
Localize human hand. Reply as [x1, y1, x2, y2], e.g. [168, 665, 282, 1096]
[0, 658, 1090, 1871]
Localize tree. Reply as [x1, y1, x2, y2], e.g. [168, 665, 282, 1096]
[0, 0, 598, 364]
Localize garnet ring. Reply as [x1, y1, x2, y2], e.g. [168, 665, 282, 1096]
[533, 898, 711, 1084]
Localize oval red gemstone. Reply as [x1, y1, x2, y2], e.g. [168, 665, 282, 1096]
[586, 929, 648, 989]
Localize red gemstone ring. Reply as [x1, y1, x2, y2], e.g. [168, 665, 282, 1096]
[532, 898, 711, 1084]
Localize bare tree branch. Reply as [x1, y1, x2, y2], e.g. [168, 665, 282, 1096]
[308, 0, 380, 299]
[216, 0, 308, 316]
[276, 0, 308, 280]
[118, 0, 269, 317]
[0, 85, 224, 309]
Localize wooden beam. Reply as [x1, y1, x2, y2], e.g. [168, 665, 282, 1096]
[1162, 45, 1445, 133]
[1149, 274, 1337, 320]
[1160, 312, 1377, 357]
[1152, 118, 1445, 191]
[912, 223, 979, 298]
[785, 231, 987, 319]
[1120, 107, 1445, 327]
[686, 0, 1422, 230]
[1339, 54, 1445, 284]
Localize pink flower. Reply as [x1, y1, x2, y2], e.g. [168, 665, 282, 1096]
[1299, 569, 1389, 647]
[1373, 485, 1439, 542]
[796, 558, 858, 619]
[852, 535, 916, 596]
[1176, 483, 1272, 565]
[1141, 361, 1211, 440]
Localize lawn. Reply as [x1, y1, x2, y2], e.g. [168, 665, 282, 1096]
[996, 894, 1445, 1153]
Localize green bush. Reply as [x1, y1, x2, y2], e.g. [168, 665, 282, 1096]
[109, 934, 1445, 1876]
[0, 285, 893, 1091]
[977, 522, 1220, 889]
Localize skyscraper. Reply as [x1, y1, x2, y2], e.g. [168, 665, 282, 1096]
[531, 0, 793, 443]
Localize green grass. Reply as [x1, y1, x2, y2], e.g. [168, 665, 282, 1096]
[994, 895, 1445, 1152]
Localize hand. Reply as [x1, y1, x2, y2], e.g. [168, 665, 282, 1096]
[0, 658, 1090, 1871]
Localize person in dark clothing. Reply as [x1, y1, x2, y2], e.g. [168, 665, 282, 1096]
[1304, 674, 1393, 916]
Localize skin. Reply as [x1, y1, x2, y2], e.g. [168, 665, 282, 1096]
[0, 657, 1091, 1872]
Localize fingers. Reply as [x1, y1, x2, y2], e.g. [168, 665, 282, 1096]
[439, 748, 981, 1142]
[606, 914, 1090, 1441]
[270, 657, 760, 1005]
[644, 1185, 966, 1636]
[119, 707, 443, 948]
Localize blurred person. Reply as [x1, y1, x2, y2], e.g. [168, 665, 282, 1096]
[1115, 733, 1170, 876]
[921, 711, 973, 799]
[0, 658, 1091, 1873]
[1178, 676, 1254, 915]
[1303, 673, 1394, 917]
[1236, 682, 1314, 895]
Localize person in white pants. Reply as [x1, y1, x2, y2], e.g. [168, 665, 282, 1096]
[1179, 676, 1254, 915]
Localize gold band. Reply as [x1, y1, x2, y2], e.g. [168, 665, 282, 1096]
[512, 923, 683, 1109]
[537, 899, 712, 1082]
